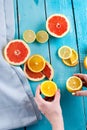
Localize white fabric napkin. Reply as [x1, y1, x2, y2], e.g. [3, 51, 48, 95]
[0, 0, 41, 129]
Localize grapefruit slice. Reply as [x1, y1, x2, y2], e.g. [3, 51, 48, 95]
[42, 62, 54, 80]
[23, 30, 36, 43]
[36, 30, 49, 43]
[66, 76, 82, 93]
[27, 54, 46, 73]
[46, 14, 70, 38]
[24, 63, 45, 81]
[41, 80, 57, 97]
[4, 40, 30, 65]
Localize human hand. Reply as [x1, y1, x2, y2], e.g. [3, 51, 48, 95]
[73, 73, 87, 96]
[34, 85, 64, 130]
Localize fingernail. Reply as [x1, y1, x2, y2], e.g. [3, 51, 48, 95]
[72, 92, 76, 95]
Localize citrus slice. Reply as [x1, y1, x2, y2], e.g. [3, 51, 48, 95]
[36, 30, 49, 43]
[41, 80, 57, 97]
[58, 46, 72, 59]
[62, 59, 78, 67]
[4, 40, 30, 65]
[84, 56, 87, 69]
[62, 49, 78, 66]
[27, 54, 46, 73]
[46, 14, 70, 38]
[66, 76, 82, 93]
[23, 30, 36, 43]
[24, 63, 45, 81]
[42, 62, 54, 80]
[69, 49, 78, 64]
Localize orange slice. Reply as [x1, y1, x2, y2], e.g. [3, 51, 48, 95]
[27, 54, 46, 73]
[41, 80, 57, 97]
[66, 76, 82, 93]
[62, 49, 78, 66]
[58, 46, 72, 59]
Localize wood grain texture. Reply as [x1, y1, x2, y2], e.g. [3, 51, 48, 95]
[72, 0, 87, 127]
[14, 0, 87, 130]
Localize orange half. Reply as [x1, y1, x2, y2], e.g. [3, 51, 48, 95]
[41, 80, 57, 97]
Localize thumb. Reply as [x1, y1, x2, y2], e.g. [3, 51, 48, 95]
[74, 90, 87, 96]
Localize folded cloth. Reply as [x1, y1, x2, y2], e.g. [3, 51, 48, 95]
[0, 0, 41, 130]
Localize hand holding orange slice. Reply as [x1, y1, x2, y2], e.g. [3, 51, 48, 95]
[27, 54, 46, 73]
[40, 80, 57, 97]
[66, 76, 82, 94]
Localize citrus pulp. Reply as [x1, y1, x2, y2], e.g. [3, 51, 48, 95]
[41, 80, 57, 97]
[36, 30, 49, 43]
[46, 14, 70, 38]
[4, 40, 30, 65]
[23, 30, 36, 43]
[58, 46, 72, 59]
[27, 54, 46, 73]
[66, 76, 82, 93]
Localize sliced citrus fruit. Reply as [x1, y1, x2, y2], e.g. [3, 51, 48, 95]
[23, 30, 36, 43]
[66, 76, 82, 93]
[36, 30, 49, 43]
[58, 46, 72, 59]
[69, 49, 78, 64]
[42, 62, 54, 80]
[41, 80, 57, 97]
[4, 40, 30, 65]
[24, 63, 45, 81]
[62, 49, 78, 66]
[84, 56, 87, 69]
[46, 14, 70, 38]
[62, 59, 78, 67]
[27, 54, 46, 73]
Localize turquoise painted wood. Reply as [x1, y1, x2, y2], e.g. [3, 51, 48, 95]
[14, 0, 87, 130]
[73, 0, 87, 125]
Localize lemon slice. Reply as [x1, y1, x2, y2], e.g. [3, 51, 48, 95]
[27, 54, 46, 73]
[23, 30, 36, 43]
[36, 30, 49, 43]
[41, 80, 57, 97]
[69, 49, 78, 64]
[66, 76, 82, 93]
[62, 49, 78, 66]
[58, 46, 72, 59]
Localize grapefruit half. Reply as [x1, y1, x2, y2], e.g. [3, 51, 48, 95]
[46, 14, 70, 38]
[4, 40, 30, 65]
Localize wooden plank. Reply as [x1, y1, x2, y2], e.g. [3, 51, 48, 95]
[14, 0, 86, 130]
[72, 0, 87, 126]
[17, 0, 51, 130]
[46, 0, 86, 130]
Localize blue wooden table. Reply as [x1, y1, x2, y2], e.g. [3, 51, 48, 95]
[14, 0, 87, 130]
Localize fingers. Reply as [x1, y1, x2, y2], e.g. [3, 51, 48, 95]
[73, 90, 87, 96]
[35, 85, 44, 102]
[54, 89, 61, 103]
[74, 73, 87, 81]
